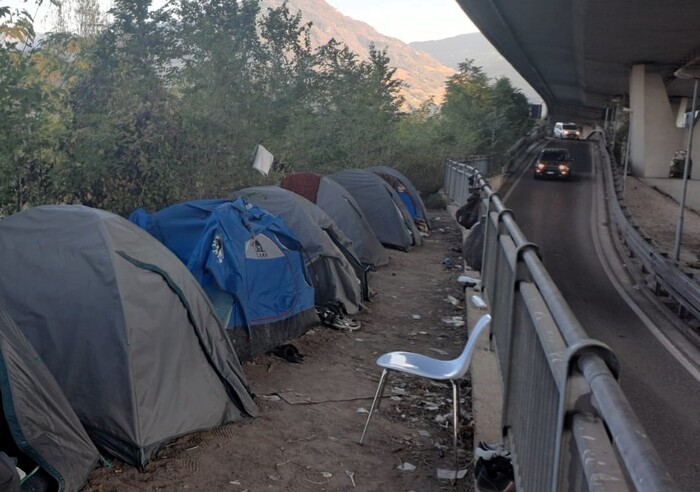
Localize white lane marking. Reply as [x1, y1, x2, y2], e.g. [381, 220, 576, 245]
[589, 152, 700, 382]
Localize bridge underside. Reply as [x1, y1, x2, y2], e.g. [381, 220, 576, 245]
[457, 0, 700, 122]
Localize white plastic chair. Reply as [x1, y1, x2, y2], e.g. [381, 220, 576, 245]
[360, 313, 492, 471]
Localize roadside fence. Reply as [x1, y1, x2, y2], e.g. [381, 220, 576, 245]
[590, 131, 700, 321]
[444, 124, 549, 207]
[443, 155, 677, 491]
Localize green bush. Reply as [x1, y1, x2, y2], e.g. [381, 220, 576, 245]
[423, 192, 449, 210]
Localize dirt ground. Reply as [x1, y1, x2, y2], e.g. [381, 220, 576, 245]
[85, 209, 477, 492]
[81, 173, 699, 492]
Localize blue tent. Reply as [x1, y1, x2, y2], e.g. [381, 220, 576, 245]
[396, 188, 419, 220]
[130, 198, 318, 360]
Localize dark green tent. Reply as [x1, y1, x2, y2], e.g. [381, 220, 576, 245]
[0, 310, 99, 491]
[0, 206, 258, 469]
[328, 169, 422, 251]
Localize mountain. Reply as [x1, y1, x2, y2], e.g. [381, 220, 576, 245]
[411, 33, 543, 103]
[261, 0, 455, 109]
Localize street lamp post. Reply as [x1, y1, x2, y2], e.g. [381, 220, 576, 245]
[672, 67, 700, 264]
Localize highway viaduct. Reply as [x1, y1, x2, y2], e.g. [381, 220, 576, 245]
[457, 0, 700, 209]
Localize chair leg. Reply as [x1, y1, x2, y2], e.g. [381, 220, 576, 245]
[360, 369, 390, 444]
[451, 379, 460, 475]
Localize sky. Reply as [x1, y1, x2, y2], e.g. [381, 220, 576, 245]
[5, 0, 479, 43]
[324, 0, 479, 43]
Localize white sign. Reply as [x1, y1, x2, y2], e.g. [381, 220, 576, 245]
[251, 144, 274, 176]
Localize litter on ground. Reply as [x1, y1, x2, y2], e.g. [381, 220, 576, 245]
[441, 316, 465, 327]
[437, 468, 469, 480]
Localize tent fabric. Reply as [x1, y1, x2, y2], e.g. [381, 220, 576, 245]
[328, 169, 422, 251]
[280, 172, 322, 204]
[130, 198, 318, 362]
[0, 205, 257, 468]
[282, 173, 388, 268]
[0, 453, 19, 492]
[368, 166, 430, 224]
[0, 310, 99, 492]
[130, 198, 315, 329]
[232, 187, 363, 314]
[374, 172, 419, 221]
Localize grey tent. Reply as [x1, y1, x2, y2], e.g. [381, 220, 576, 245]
[328, 169, 422, 251]
[280, 172, 389, 268]
[368, 165, 430, 229]
[233, 187, 364, 313]
[0, 205, 258, 469]
[0, 310, 99, 491]
[0, 452, 19, 492]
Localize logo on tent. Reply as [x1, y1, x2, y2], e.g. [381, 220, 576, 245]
[245, 234, 285, 259]
[253, 239, 267, 258]
[212, 234, 225, 263]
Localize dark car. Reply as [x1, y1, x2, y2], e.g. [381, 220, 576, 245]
[534, 148, 572, 180]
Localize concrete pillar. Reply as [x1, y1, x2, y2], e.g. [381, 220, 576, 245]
[628, 64, 686, 177]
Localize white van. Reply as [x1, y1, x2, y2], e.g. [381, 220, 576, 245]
[553, 122, 581, 139]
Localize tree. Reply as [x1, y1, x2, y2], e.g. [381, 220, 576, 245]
[166, 1, 404, 189]
[439, 58, 533, 157]
[166, 0, 271, 198]
[49, 0, 108, 39]
[0, 5, 73, 214]
[65, 0, 181, 215]
[281, 41, 404, 170]
[440, 59, 492, 155]
[489, 76, 531, 149]
[1, 0, 532, 216]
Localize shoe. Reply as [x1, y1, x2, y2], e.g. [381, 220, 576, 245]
[271, 344, 305, 363]
[317, 307, 361, 331]
[475, 441, 511, 460]
[475, 456, 514, 491]
[326, 314, 361, 331]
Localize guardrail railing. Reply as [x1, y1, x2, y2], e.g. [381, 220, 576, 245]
[590, 131, 700, 320]
[444, 159, 677, 491]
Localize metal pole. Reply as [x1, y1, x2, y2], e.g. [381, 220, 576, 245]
[604, 106, 609, 134]
[622, 111, 632, 198]
[611, 106, 617, 152]
[672, 77, 698, 264]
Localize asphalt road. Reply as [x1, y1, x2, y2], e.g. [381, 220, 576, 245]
[505, 139, 700, 488]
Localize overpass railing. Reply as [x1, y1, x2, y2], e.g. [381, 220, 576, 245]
[443, 124, 548, 206]
[590, 131, 700, 320]
[443, 160, 677, 491]
[443, 155, 497, 205]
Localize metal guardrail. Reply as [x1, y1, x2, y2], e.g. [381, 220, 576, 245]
[443, 155, 497, 206]
[590, 131, 700, 320]
[443, 160, 677, 491]
[443, 125, 549, 207]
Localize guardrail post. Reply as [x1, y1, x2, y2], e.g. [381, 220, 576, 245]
[443, 160, 450, 198]
[552, 340, 620, 491]
[481, 190, 503, 300]
[486, 207, 515, 320]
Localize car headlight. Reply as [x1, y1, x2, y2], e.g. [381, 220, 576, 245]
[537, 163, 546, 170]
[559, 164, 569, 171]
